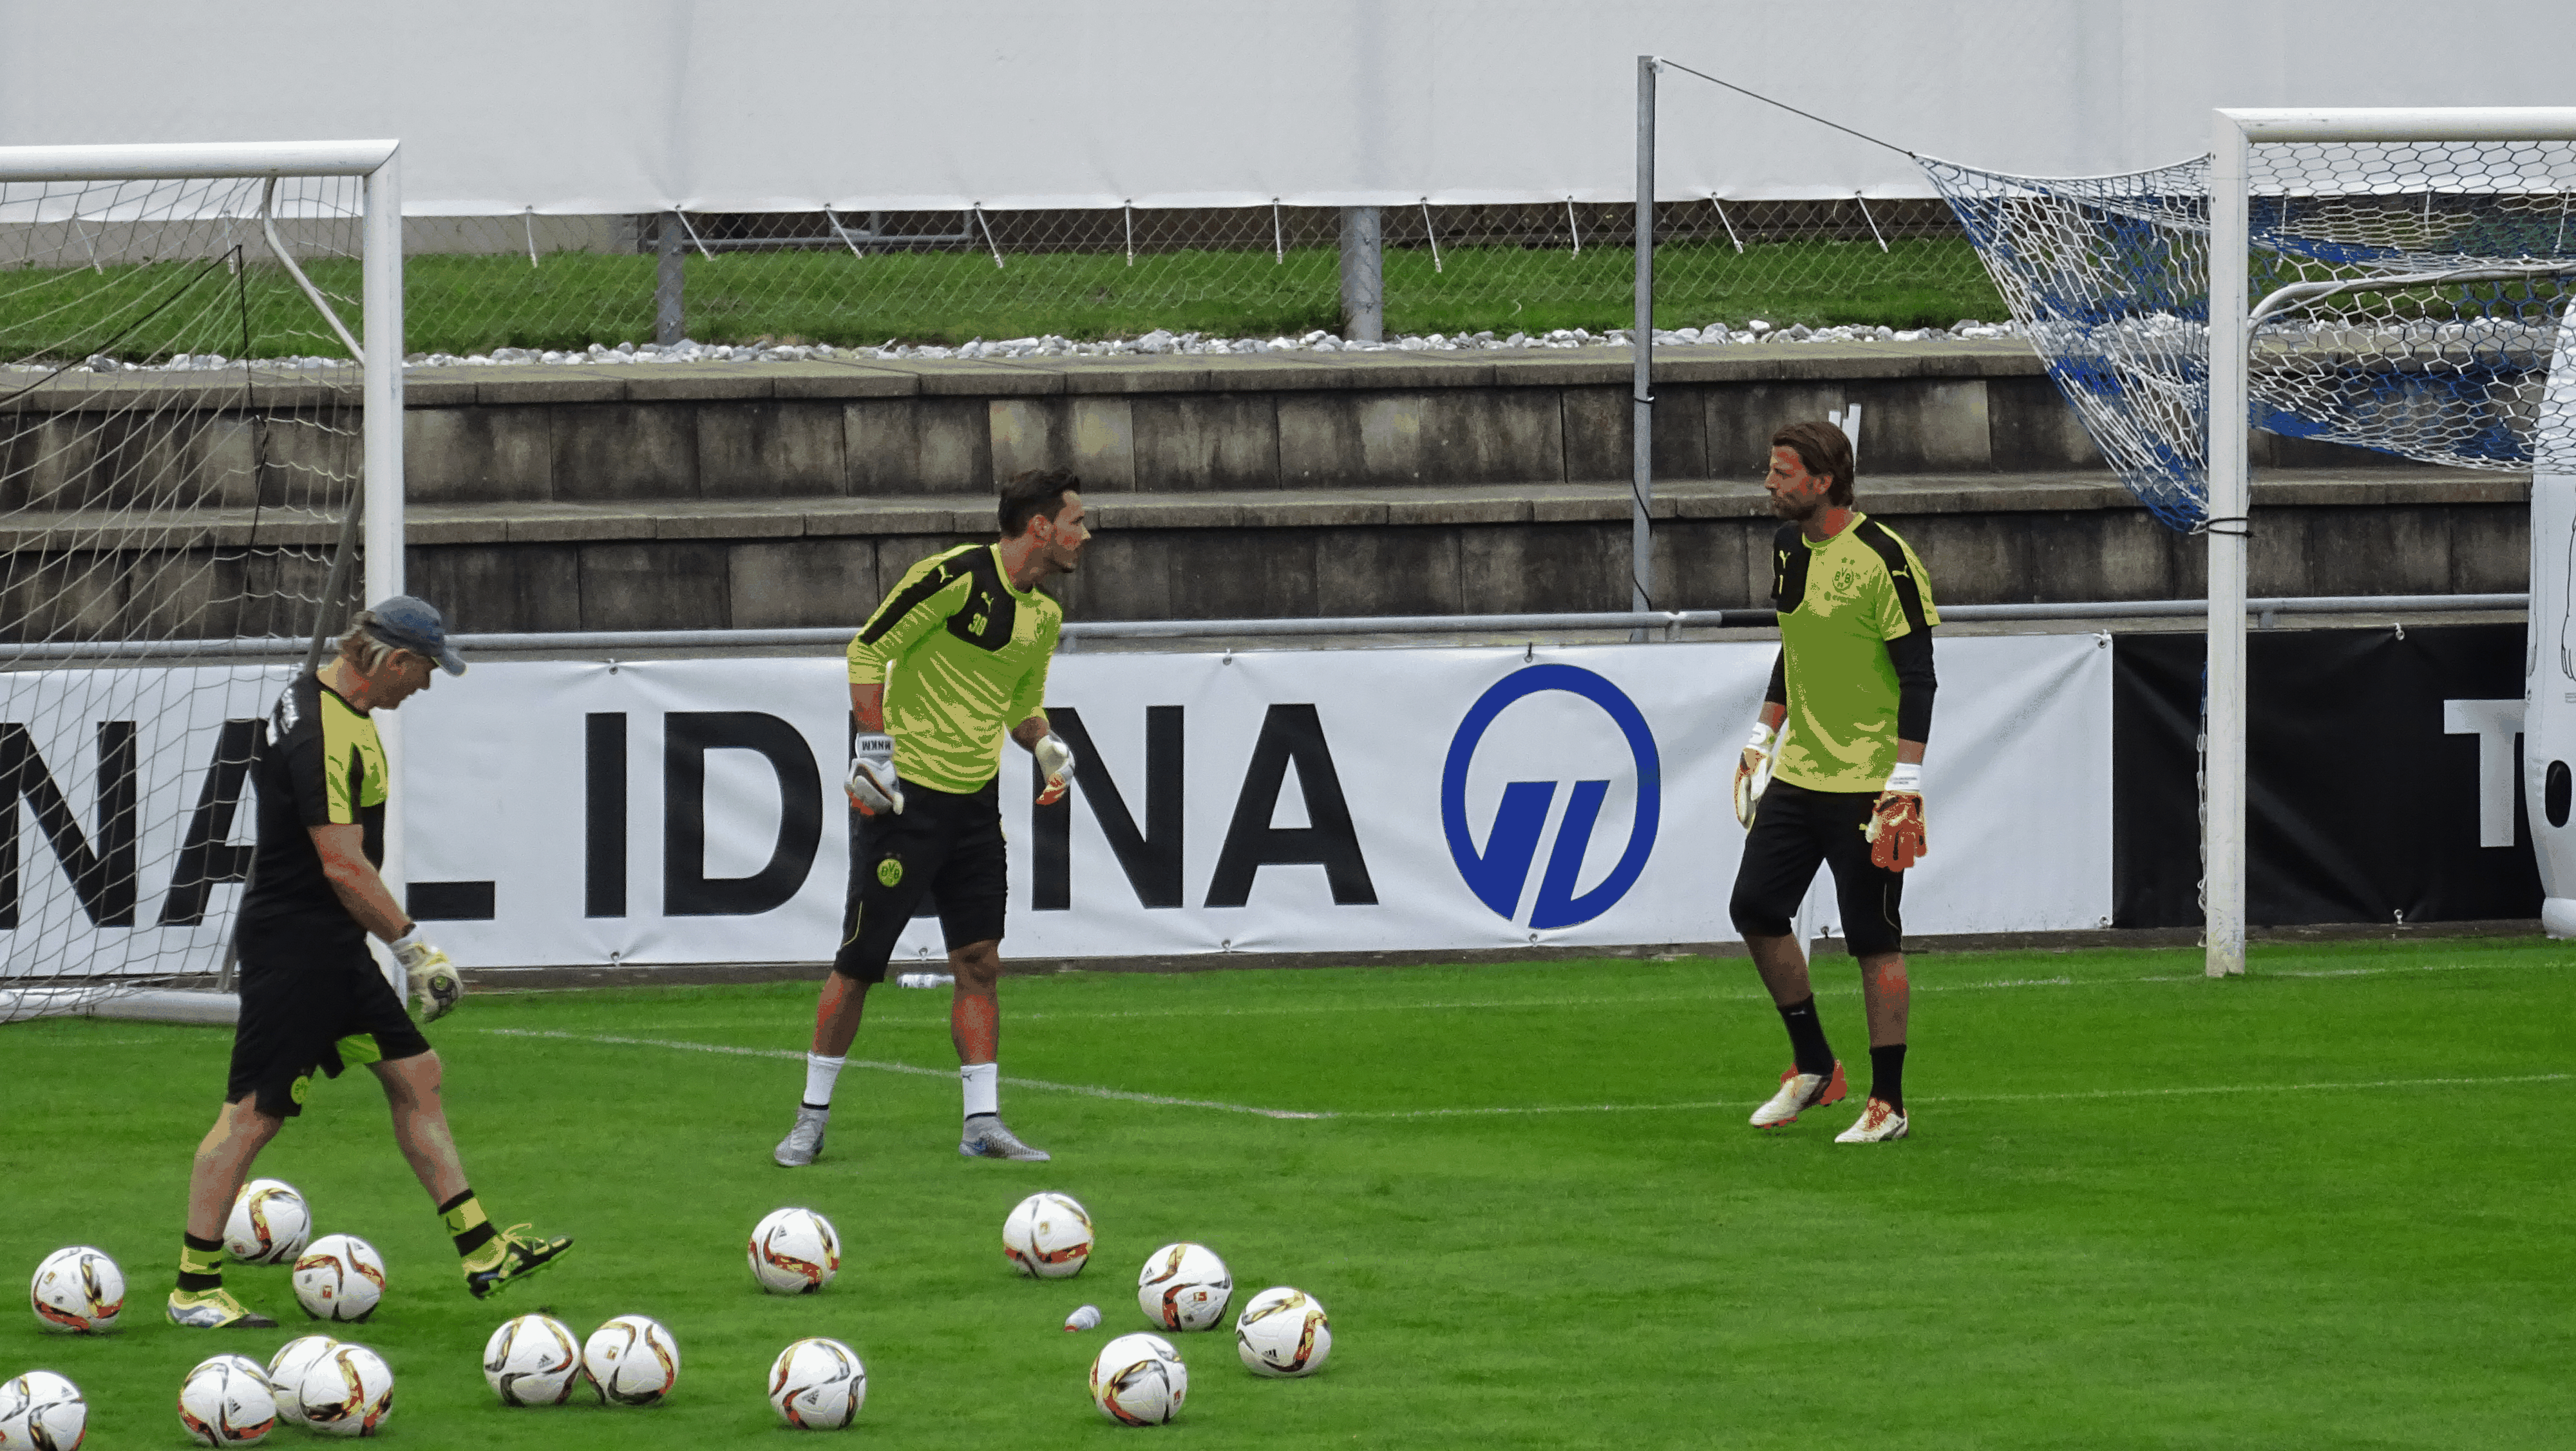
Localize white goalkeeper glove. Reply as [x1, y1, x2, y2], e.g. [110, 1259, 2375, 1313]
[1033, 734, 1076, 806]
[846, 732, 905, 816]
[390, 928, 463, 1023]
[1731, 721, 1777, 828]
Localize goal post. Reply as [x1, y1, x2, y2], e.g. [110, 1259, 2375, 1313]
[2204, 108, 2576, 977]
[0, 140, 404, 1020]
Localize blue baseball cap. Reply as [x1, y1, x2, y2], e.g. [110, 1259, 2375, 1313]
[366, 595, 468, 676]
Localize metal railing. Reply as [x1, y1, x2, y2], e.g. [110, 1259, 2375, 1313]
[0, 594, 2530, 664]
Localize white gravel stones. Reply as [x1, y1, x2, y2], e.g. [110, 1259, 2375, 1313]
[10, 319, 2028, 376]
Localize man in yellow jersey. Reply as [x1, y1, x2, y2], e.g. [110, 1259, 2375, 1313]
[1728, 421, 1935, 1144]
[170, 599, 572, 1328]
[775, 470, 1089, 1166]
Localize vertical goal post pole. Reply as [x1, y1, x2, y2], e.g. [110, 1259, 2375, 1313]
[2204, 106, 2576, 980]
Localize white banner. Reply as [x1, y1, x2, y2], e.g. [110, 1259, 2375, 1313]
[0, 638, 2108, 976]
[1, 3, 2568, 212]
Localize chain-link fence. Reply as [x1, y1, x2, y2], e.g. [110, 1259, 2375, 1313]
[4, 198, 2006, 361]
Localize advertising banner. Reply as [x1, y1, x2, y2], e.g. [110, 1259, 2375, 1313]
[1, 635, 2110, 976]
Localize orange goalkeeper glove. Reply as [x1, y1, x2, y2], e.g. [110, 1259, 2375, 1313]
[1866, 761, 1927, 872]
[1033, 734, 1076, 806]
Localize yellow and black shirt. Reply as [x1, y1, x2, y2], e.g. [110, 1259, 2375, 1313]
[236, 673, 388, 960]
[848, 544, 1063, 795]
[1767, 513, 1938, 793]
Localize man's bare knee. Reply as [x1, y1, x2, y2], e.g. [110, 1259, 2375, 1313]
[950, 940, 1003, 991]
[370, 1050, 444, 1108]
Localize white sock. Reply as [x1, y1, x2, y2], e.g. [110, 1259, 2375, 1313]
[961, 1061, 999, 1120]
[802, 1053, 847, 1110]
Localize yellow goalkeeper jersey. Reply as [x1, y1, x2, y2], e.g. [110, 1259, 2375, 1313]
[848, 543, 1063, 794]
[1771, 513, 1938, 793]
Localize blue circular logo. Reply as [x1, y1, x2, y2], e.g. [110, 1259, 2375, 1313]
[1440, 665, 1662, 929]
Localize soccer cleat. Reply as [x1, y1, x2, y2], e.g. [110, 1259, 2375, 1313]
[166, 1287, 278, 1329]
[1834, 1098, 1911, 1143]
[775, 1106, 830, 1167]
[1749, 1061, 1847, 1128]
[959, 1115, 1051, 1162]
[463, 1225, 574, 1300]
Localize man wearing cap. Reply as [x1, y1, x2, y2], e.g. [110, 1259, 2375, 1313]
[167, 598, 573, 1329]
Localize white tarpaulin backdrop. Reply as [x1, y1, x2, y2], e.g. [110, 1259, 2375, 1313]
[0, 637, 2108, 975]
[2, 2, 2570, 211]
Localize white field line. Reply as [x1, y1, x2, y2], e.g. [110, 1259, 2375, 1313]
[478, 1029, 2568, 1123]
[480, 1028, 1326, 1119]
[986, 956, 2560, 1026]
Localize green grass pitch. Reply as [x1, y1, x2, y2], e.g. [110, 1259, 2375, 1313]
[2, 937, 2567, 1448]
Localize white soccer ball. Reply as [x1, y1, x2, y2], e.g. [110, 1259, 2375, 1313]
[1234, 1285, 1332, 1377]
[482, 1313, 585, 1406]
[30, 1244, 124, 1332]
[0, 1370, 86, 1451]
[1003, 1191, 1095, 1279]
[265, 1336, 339, 1428]
[583, 1314, 680, 1406]
[1135, 1242, 1232, 1331]
[747, 1207, 841, 1295]
[292, 1235, 386, 1322]
[1088, 1332, 1186, 1425]
[294, 1343, 393, 1438]
[180, 1353, 279, 1445]
[767, 1337, 867, 1429]
[226, 1179, 312, 1264]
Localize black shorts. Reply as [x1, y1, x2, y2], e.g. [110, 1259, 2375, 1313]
[1728, 780, 1906, 957]
[227, 940, 430, 1119]
[834, 779, 1009, 983]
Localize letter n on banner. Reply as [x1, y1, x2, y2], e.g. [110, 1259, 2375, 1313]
[1207, 704, 1376, 907]
[663, 712, 822, 916]
[1035, 705, 1184, 909]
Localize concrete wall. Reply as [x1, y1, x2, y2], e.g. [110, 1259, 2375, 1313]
[0, 342, 2529, 640]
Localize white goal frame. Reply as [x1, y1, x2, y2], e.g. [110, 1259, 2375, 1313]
[0, 140, 412, 947]
[2205, 108, 2576, 976]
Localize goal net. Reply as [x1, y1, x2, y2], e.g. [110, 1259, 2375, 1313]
[1921, 111, 2576, 971]
[0, 144, 401, 1022]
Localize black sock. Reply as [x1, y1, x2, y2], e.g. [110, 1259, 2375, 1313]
[1776, 996, 1835, 1078]
[178, 1232, 224, 1293]
[1869, 1043, 1907, 1114]
[439, 1189, 497, 1257]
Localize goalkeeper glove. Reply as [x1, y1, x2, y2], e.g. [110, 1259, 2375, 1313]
[1866, 761, 1927, 872]
[846, 733, 905, 816]
[1033, 734, 1077, 806]
[1731, 722, 1777, 828]
[390, 929, 464, 1023]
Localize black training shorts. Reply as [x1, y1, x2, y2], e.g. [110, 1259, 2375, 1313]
[834, 779, 1009, 982]
[226, 941, 430, 1119]
[1728, 779, 1906, 957]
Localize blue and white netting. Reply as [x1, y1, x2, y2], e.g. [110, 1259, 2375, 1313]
[1922, 142, 2576, 533]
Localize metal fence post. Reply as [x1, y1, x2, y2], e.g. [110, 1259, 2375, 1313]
[1631, 56, 1657, 618]
[656, 211, 685, 345]
[1340, 206, 1383, 342]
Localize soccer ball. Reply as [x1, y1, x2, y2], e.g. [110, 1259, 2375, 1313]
[292, 1235, 386, 1322]
[747, 1207, 840, 1295]
[482, 1314, 584, 1406]
[583, 1314, 680, 1406]
[1135, 1242, 1231, 1331]
[294, 1343, 392, 1438]
[767, 1337, 866, 1429]
[180, 1353, 278, 1445]
[1003, 1191, 1094, 1279]
[1088, 1332, 1186, 1426]
[265, 1336, 339, 1428]
[0, 1370, 86, 1451]
[1234, 1286, 1332, 1377]
[30, 1245, 123, 1332]
[225, 1180, 312, 1264]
